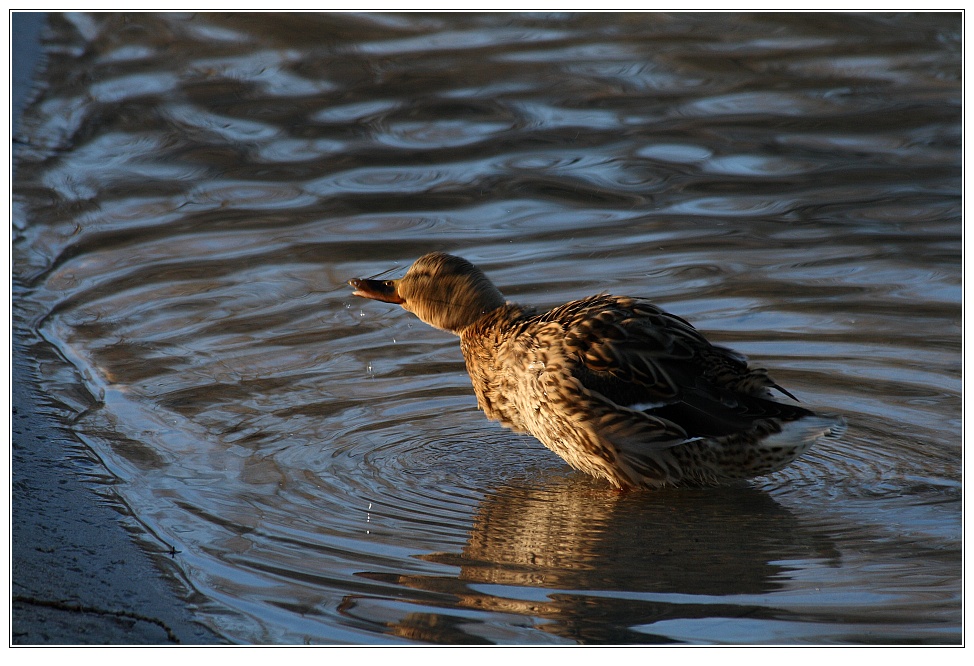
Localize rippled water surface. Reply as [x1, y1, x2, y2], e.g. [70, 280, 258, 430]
[13, 12, 961, 644]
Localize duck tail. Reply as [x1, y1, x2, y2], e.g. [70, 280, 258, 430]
[761, 414, 846, 461]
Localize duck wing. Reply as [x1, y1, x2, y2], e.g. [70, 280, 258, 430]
[554, 295, 812, 440]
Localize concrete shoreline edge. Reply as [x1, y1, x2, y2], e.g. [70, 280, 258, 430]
[11, 12, 222, 645]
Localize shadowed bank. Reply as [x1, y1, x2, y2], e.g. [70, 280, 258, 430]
[11, 12, 221, 644]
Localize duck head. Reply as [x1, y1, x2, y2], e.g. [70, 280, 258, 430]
[349, 252, 506, 334]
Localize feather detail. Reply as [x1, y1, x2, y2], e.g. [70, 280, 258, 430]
[351, 253, 844, 489]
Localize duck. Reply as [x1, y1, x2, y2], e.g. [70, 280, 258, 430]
[349, 252, 842, 489]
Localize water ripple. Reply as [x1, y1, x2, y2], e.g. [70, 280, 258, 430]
[14, 11, 960, 644]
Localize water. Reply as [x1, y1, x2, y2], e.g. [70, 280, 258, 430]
[12, 12, 961, 644]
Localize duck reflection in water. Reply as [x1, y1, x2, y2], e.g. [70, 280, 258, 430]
[351, 253, 844, 489]
[347, 475, 839, 644]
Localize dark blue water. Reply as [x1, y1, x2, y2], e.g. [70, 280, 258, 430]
[13, 12, 961, 644]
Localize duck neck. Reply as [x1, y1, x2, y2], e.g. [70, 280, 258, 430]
[457, 302, 528, 340]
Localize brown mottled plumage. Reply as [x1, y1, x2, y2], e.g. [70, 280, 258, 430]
[350, 252, 842, 489]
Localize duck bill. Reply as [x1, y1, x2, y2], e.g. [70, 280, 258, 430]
[348, 278, 405, 304]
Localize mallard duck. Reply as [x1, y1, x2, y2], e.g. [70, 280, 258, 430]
[349, 252, 841, 489]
